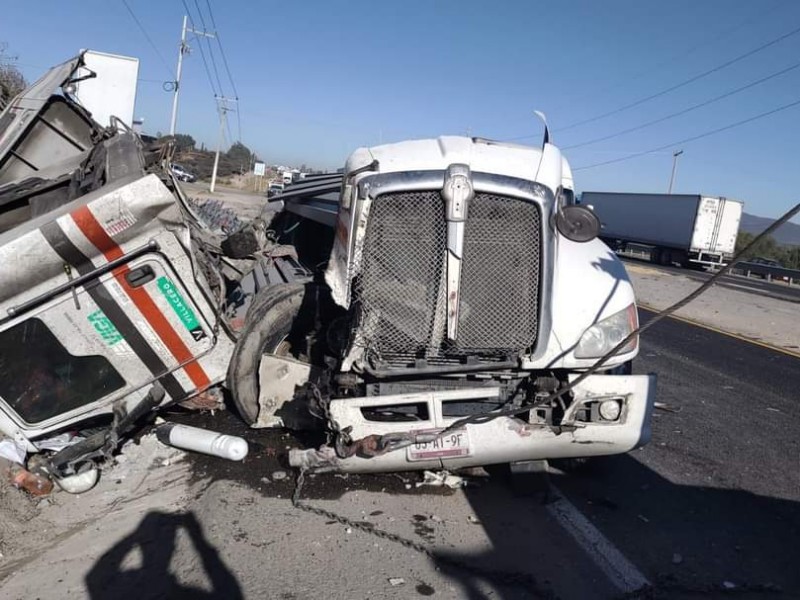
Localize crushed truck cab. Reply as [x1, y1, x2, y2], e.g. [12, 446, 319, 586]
[266, 136, 657, 473]
[0, 54, 655, 486]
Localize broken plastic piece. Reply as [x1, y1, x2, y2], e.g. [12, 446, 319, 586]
[54, 466, 99, 494]
[155, 423, 248, 461]
[415, 470, 465, 489]
[35, 432, 84, 452]
[0, 438, 26, 464]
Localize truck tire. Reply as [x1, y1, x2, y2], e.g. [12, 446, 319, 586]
[227, 283, 312, 425]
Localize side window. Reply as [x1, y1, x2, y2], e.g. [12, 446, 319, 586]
[0, 318, 125, 423]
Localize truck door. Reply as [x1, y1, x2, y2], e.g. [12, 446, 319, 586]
[691, 197, 722, 252]
[0, 242, 214, 431]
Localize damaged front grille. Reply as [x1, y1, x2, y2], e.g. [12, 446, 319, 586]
[354, 191, 447, 360]
[353, 189, 542, 369]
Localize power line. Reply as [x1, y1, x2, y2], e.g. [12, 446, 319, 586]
[205, 0, 242, 141]
[553, 22, 800, 134]
[590, 3, 785, 98]
[573, 97, 800, 171]
[193, 0, 225, 96]
[204, 0, 238, 99]
[180, 0, 220, 97]
[120, 0, 173, 77]
[564, 60, 800, 150]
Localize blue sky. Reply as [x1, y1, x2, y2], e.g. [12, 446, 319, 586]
[3, 0, 799, 220]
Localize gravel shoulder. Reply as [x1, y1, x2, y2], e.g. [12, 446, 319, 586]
[626, 263, 800, 354]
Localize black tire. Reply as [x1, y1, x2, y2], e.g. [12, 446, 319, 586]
[227, 283, 311, 424]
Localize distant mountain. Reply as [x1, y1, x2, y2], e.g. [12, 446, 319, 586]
[740, 213, 800, 246]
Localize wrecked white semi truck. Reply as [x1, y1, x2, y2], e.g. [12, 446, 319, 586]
[0, 54, 654, 488]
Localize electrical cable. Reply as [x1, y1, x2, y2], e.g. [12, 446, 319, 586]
[205, 0, 242, 141]
[204, 0, 239, 99]
[432, 201, 800, 439]
[192, 0, 225, 97]
[564, 60, 800, 150]
[588, 3, 785, 98]
[180, 0, 219, 98]
[120, 0, 173, 78]
[557, 22, 800, 132]
[573, 96, 800, 171]
[507, 21, 800, 140]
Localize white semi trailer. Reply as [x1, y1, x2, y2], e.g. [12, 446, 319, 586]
[582, 192, 744, 267]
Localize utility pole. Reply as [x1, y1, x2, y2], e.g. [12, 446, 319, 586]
[210, 97, 236, 193]
[169, 16, 188, 137]
[668, 149, 683, 194]
[169, 16, 216, 137]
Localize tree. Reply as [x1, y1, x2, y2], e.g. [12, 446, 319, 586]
[156, 133, 195, 151]
[0, 43, 26, 107]
[735, 231, 779, 260]
[227, 141, 252, 171]
[173, 134, 196, 151]
[782, 245, 800, 270]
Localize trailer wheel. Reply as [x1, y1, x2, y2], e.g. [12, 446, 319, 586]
[227, 283, 315, 425]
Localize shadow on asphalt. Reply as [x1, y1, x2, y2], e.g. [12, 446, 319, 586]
[85, 511, 243, 600]
[434, 455, 798, 599]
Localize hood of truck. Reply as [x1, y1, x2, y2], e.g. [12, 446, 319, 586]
[345, 135, 571, 195]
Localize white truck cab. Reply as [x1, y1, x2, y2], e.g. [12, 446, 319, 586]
[259, 136, 656, 473]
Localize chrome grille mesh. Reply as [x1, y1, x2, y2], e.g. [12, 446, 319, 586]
[354, 190, 541, 367]
[457, 193, 541, 350]
[355, 192, 446, 359]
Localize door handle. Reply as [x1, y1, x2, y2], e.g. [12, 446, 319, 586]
[125, 265, 156, 288]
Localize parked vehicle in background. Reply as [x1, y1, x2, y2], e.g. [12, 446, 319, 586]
[582, 192, 743, 268]
[749, 256, 782, 267]
[170, 163, 196, 183]
[267, 182, 284, 198]
[741, 256, 791, 282]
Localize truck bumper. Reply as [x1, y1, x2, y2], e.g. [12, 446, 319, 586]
[289, 374, 656, 473]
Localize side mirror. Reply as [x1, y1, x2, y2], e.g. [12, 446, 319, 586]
[553, 205, 600, 243]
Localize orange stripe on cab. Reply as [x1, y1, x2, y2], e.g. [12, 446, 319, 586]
[71, 206, 211, 390]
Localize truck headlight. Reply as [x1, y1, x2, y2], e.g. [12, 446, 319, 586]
[575, 304, 638, 359]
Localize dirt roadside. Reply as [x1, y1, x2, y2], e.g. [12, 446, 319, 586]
[625, 263, 800, 355]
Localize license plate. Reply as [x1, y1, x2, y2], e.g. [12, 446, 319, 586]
[407, 428, 471, 462]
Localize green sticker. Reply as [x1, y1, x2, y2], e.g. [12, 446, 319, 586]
[88, 309, 123, 346]
[156, 276, 207, 341]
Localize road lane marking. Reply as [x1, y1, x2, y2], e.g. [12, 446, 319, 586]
[548, 487, 651, 594]
[638, 305, 800, 359]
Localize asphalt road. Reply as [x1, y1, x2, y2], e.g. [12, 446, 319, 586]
[169, 309, 799, 599]
[555, 308, 800, 597]
[621, 257, 800, 304]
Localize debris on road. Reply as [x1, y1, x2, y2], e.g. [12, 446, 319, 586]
[0, 438, 26, 464]
[388, 577, 406, 587]
[271, 470, 288, 481]
[415, 470, 466, 489]
[2, 458, 53, 497]
[155, 423, 249, 461]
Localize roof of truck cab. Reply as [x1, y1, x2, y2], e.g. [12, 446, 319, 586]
[345, 135, 571, 189]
